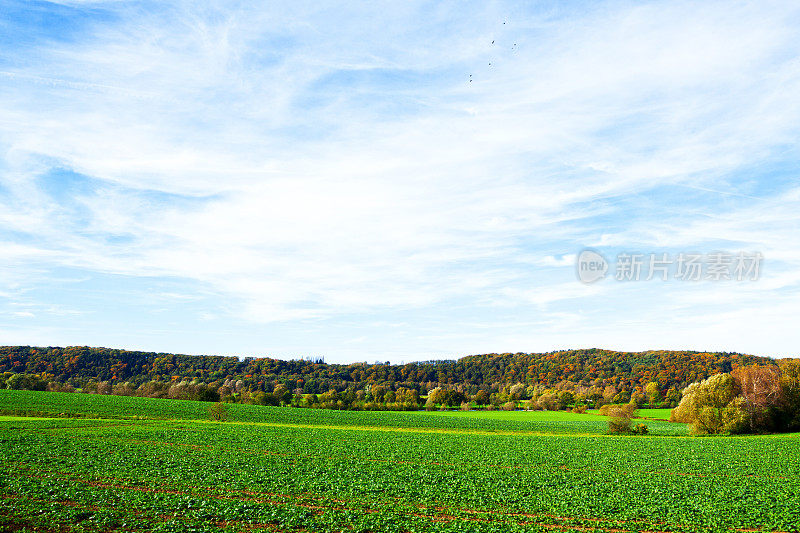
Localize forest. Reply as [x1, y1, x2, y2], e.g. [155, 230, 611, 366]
[0, 345, 779, 409]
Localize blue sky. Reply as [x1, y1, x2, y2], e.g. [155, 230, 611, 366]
[1, 0, 799, 362]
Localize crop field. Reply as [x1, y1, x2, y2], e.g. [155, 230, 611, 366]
[2, 391, 800, 533]
[635, 409, 674, 420]
[0, 390, 686, 436]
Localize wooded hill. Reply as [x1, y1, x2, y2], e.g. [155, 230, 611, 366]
[0, 345, 773, 396]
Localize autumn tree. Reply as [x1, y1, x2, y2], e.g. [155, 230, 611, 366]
[425, 387, 443, 410]
[537, 392, 560, 411]
[473, 390, 489, 405]
[731, 364, 782, 432]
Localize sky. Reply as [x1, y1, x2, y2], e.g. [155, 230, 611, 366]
[1, 0, 799, 363]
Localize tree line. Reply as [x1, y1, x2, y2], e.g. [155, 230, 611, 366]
[0, 345, 778, 412]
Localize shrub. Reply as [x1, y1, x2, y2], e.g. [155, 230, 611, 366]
[600, 403, 635, 417]
[502, 401, 516, 411]
[571, 405, 587, 414]
[608, 416, 632, 434]
[207, 402, 229, 422]
[720, 397, 750, 434]
[632, 423, 649, 435]
[606, 404, 638, 434]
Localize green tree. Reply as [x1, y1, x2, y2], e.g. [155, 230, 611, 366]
[473, 390, 489, 405]
[665, 387, 680, 407]
[630, 390, 646, 407]
[672, 374, 746, 434]
[5, 373, 47, 391]
[645, 382, 662, 405]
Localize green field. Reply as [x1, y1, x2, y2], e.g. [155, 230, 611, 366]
[635, 408, 674, 420]
[2, 390, 800, 533]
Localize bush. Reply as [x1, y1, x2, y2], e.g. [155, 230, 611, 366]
[502, 401, 516, 411]
[571, 405, 587, 414]
[599, 403, 636, 417]
[632, 423, 649, 435]
[207, 402, 229, 422]
[606, 405, 638, 434]
[608, 416, 631, 433]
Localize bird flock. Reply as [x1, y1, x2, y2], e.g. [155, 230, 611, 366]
[470, 20, 518, 84]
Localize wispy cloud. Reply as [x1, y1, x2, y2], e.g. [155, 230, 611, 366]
[1, 0, 799, 360]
